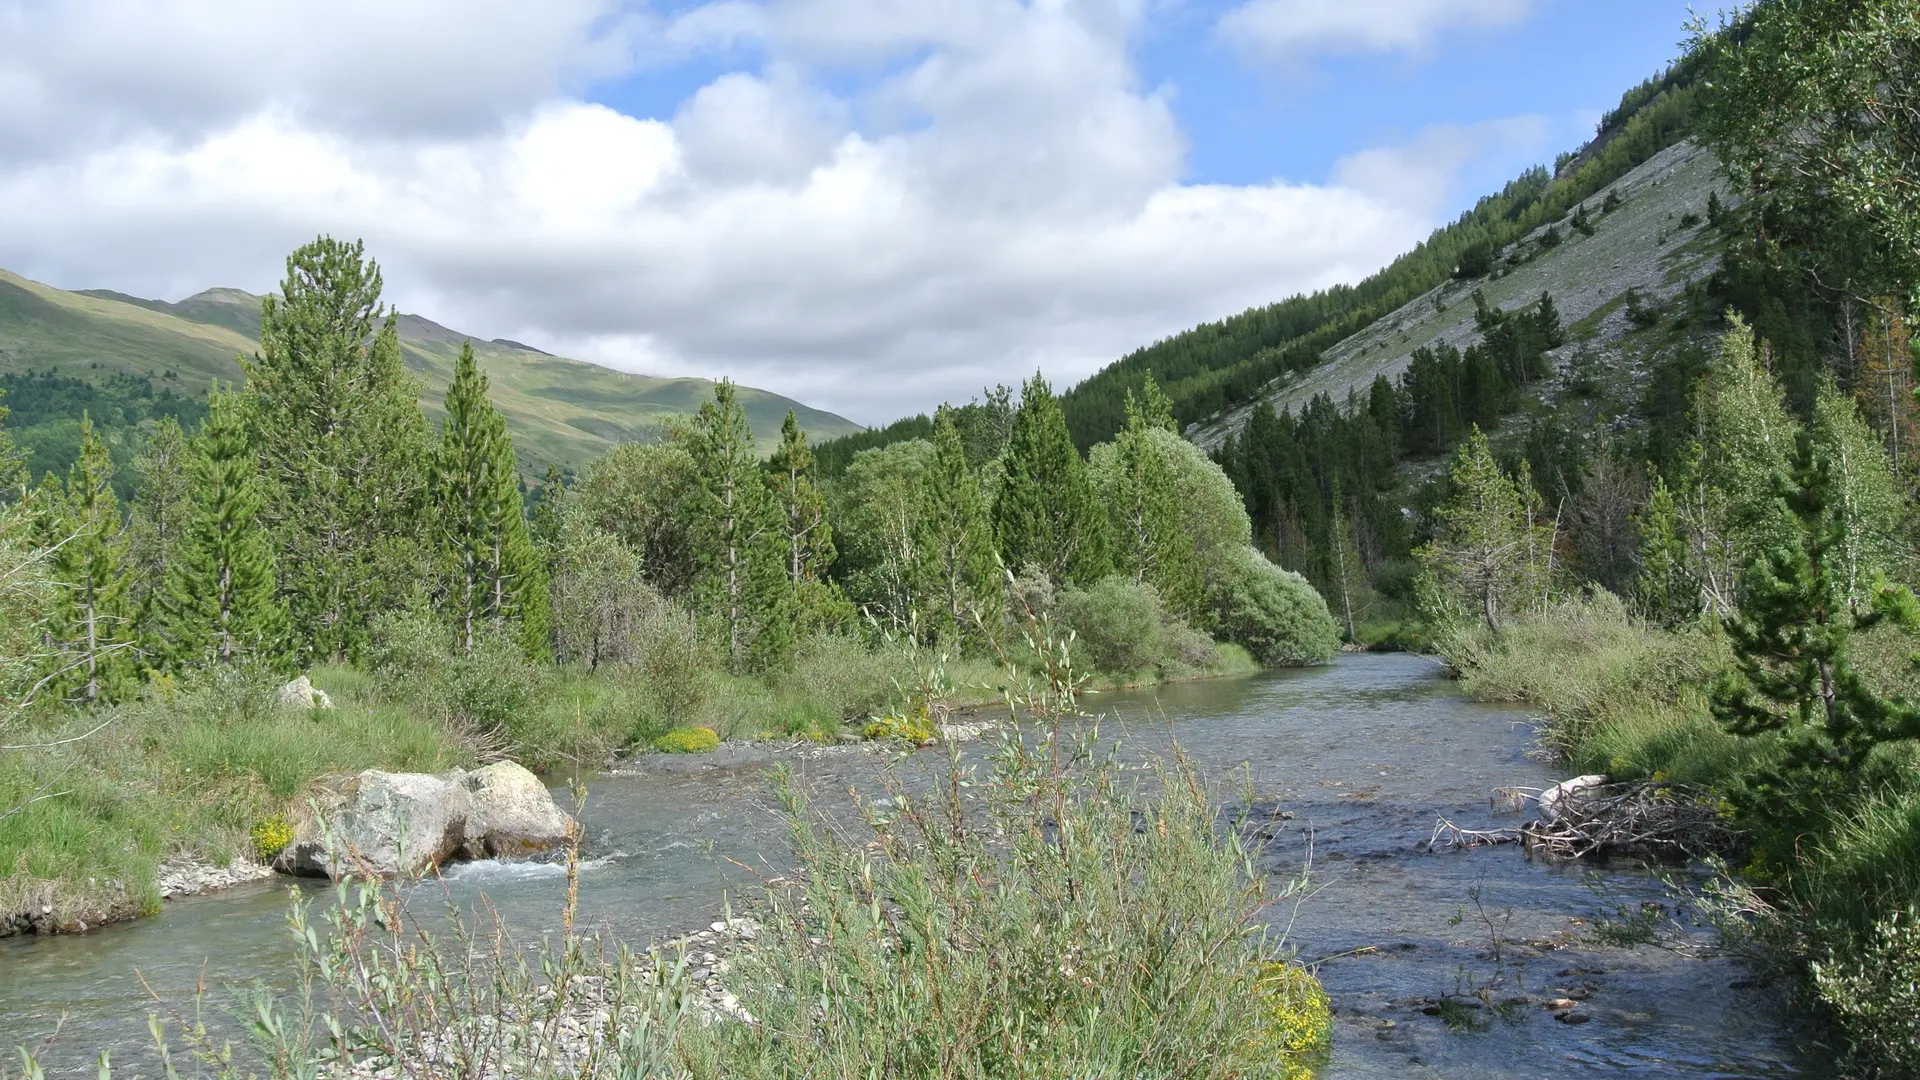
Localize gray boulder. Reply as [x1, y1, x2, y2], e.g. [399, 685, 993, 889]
[461, 761, 575, 858]
[278, 675, 334, 710]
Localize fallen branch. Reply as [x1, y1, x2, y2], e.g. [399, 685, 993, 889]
[1427, 815, 1521, 851]
[1521, 780, 1737, 860]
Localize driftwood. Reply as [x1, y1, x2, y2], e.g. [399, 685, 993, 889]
[1427, 779, 1737, 860]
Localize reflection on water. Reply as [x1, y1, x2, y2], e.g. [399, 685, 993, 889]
[0, 654, 1809, 1077]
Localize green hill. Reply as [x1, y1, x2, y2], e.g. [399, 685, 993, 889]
[0, 269, 861, 477]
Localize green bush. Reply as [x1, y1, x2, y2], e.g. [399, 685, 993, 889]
[653, 726, 720, 753]
[783, 632, 916, 720]
[1813, 910, 1920, 1072]
[1056, 576, 1172, 675]
[1210, 547, 1340, 666]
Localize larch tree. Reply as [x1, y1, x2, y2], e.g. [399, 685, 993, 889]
[244, 237, 432, 662]
[1810, 383, 1909, 615]
[916, 405, 1001, 648]
[686, 380, 787, 671]
[160, 389, 284, 668]
[41, 415, 134, 701]
[1093, 386, 1203, 619]
[994, 373, 1111, 587]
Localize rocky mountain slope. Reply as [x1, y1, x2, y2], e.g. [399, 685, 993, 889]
[0, 272, 861, 468]
[1189, 138, 1730, 451]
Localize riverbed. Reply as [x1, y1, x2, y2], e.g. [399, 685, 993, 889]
[0, 654, 1811, 1077]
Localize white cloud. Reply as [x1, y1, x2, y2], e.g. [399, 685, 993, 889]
[0, 0, 1529, 424]
[1218, 0, 1534, 63]
[1332, 116, 1549, 217]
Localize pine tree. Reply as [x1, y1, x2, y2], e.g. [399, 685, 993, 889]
[916, 406, 1001, 647]
[244, 237, 432, 662]
[126, 418, 195, 639]
[1633, 467, 1699, 625]
[161, 390, 284, 668]
[994, 373, 1111, 586]
[1101, 388, 1203, 618]
[42, 415, 134, 701]
[1712, 430, 1920, 802]
[0, 388, 27, 500]
[766, 410, 839, 625]
[434, 343, 551, 659]
[1415, 426, 1554, 630]
[530, 464, 566, 550]
[686, 380, 787, 671]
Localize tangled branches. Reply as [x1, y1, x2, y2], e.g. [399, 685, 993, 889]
[1520, 780, 1739, 860]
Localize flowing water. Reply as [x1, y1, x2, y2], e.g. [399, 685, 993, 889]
[1, 654, 1811, 1077]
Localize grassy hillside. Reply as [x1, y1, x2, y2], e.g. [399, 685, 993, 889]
[0, 271, 861, 475]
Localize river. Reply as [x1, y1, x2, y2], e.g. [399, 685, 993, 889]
[0, 654, 1810, 1077]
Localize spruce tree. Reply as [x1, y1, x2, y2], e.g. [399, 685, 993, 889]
[244, 237, 432, 662]
[434, 343, 551, 659]
[916, 406, 1001, 647]
[766, 409, 840, 632]
[161, 390, 284, 668]
[42, 415, 134, 701]
[686, 380, 787, 671]
[994, 373, 1111, 586]
[1712, 430, 1920, 804]
[0, 388, 27, 500]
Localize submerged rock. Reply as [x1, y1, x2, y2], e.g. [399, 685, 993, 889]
[274, 763, 574, 880]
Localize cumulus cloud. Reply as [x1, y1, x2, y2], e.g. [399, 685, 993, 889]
[1218, 0, 1535, 63]
[1331, 115, 1550, 217]
[0, 0, 1528, 423]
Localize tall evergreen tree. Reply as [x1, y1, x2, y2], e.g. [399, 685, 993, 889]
[41, 415, 134, 701]
[1712, 429, 1920, 804]
[244, 237, 432, 662]
[1415, 426, 1554, 630]
[0, 388, 29, 501]
[126, 418, 195, 637]
[160, 390, 284, 668]
[767, 411, 835, 593]
[916, 406, 1001, 647]
[1810, 383, 1909, 614]
[1099, 388, 1203, 618]
[994, 373, 1111, 586]
[686, 380, 787, 671]
[1633, 467, 1699, 626]
[434, 343, 551, 659]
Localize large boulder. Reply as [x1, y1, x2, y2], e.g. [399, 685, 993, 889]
[273, 764, 576, 880]
[460, 761, 575, 858]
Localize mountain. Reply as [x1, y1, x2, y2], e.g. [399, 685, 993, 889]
[0, 271, 862, 471]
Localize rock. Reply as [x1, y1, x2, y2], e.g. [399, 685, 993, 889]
[278, 675, 333, 710]
[1538, 774, 1608, 824]
[276, 770, 473, 879]
[275, 763, 576, 880]
[461, 761, 575, 858]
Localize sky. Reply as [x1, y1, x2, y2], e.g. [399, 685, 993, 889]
[0, 0, 1698, 425]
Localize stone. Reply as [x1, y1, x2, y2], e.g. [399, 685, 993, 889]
[273, 762, 576, 880]
[275, 769, 473, 879]
[461, 761, 576, 858]
[278, 675, 334, 710]
[1537, 774, 1608, 824]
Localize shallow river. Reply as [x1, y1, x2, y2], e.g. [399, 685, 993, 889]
[2, 654, 1811, 1076]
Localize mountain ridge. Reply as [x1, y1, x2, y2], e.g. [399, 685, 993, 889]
[3, 270, 862, 469]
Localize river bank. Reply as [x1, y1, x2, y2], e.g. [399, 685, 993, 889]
[3, 655, 1814, 1077]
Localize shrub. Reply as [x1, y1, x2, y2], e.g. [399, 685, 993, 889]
[1055, 576, 1171, 675]
[1210, 547, 1340, 666]
[861, 708, 938, 745]
[783, 632, 916, 720]
[653, 726, 720, 753]
[632, 601, 713, 726]
[685, 634, 1326, 1079]
[1812, 911, 1920, 1072]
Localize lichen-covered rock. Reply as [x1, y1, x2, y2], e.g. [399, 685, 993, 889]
[278, 674, 334, 710]
[275, 770, 473, 879]
[461, 761, 575, 858]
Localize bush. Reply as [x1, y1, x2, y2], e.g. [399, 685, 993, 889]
[1056, 576, 1172, 675]
[1813, 910, 1920, 1072]
[250, 815, 293, 861]
[653, 726, 720, 753]
[861, 709, 938, 745]
[783, 632, 916, 721]
[685, 637, 1327, 1079]
[1210, 548, 1340, 666]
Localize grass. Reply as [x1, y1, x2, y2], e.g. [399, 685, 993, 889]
[1442, 592, 1920, 1074]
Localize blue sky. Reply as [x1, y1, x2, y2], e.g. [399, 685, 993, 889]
[0, 0, 1704, 422]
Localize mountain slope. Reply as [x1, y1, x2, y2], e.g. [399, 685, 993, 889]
[1189, 137, 1729, 450]
[0, 272, 861, 469]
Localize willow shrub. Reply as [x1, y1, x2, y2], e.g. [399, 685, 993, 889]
[685, 626, 1329, 1080]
